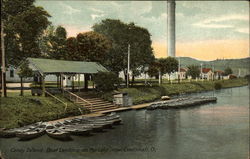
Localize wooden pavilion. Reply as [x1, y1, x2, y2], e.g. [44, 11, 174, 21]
[27, 58, 108, 96]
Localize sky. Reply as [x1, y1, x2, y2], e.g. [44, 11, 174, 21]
[35, 0, 249, 61]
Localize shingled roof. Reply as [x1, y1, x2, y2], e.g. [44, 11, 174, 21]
[27, 58, 108, 74]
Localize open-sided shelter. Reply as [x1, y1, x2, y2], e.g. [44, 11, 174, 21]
[27, 58, 108, 95]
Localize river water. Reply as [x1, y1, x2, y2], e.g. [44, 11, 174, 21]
[0, 86, 249, 159]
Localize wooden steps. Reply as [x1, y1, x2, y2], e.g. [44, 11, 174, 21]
[75, 92, 119, 112]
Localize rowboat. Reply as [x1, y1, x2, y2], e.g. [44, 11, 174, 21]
[46, 128, 71, 140]
[0, 128, 16, 138]
[81, 120, 114, 129]
[59, 125, 91, 136]
[16, 128, 46, 140]
[72, 123, 103, 132]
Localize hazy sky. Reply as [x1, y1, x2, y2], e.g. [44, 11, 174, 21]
[35, 0, 249, 60]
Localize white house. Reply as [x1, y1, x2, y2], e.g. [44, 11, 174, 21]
[201, 68, 214, 80]
[5, 66, 85, 87]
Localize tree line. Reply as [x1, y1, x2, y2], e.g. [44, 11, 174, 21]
[1, 0, 180, 96]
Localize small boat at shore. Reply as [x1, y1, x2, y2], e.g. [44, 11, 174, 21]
[46, 128, 71, 140]
[86, 116, 122, 125]
[0, 114, 123, 140]
[0, 122, 45, 138]
[0, 128, 16, 138]
[59, 125, 91, 136]
[16, 128, 46, 140]
[73, 123, 104, 132]
[87, 117, 122, 125]
[84, 120, 114, 129]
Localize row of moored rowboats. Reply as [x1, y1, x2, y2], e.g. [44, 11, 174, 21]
[0, 113, 122, 141]
[147, 96, 217, 110]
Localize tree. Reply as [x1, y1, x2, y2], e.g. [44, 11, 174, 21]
[40, 25, 67, 59]
[158, 57, 178, 82]
[75, 31, 112, 63]
[17, 61, 33, 96]
[224, 67, 233, 76]
[1, 0, 50, 97]
[65, 37, 79, 61]
[5, 6, 51, 66]
[93, 19, 155, 79]
[93, 72, 122, 92]
[147, 60, 161, 79]
[187, 65, 200, 79]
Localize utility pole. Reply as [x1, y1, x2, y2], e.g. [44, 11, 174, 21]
[178, 57, 180, 83]
[1, 20, 6, 97]
[158, 70, 161, 85]
[200, 63, 203, 81]
[212, 62, 215, 81]
[127, 44, 130, 88]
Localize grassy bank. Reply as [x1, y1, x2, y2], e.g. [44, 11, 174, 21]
[0, 78, 247, 129]
[101, 78, 248, 104]
[0, 92, 87, 129]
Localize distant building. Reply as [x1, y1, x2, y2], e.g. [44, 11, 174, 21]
[214, 70, 224, 80]
[201, 68, 214, 80]
[179, 68, 187, 80]
[5, 65, 85, 87]
[5, 66, 33, 82]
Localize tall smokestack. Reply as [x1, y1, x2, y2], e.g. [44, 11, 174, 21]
[167, 0, 176, 57]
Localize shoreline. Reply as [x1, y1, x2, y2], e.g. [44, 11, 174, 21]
[0, 79, 248, 129]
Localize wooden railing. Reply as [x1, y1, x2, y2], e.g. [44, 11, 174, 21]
[62, 89, 93, 112]
[45, 90, 68, 111]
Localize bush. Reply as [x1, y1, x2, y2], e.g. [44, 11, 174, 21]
[245, 74, 250, 83]
[229, 74, 237, 79]
[93, 71, 122, 92]
[187, 65, 200, 79]
[214, 82, 222, 90]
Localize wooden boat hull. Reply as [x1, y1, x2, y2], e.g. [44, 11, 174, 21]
[0, 129, 16, 138]
[72, 123, 104, 132]
[60, 126, 91, 136]
[16, 129, 45, 140]
[46, 129, 71, 140]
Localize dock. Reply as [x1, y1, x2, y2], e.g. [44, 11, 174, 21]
[48, 113, 104, 124]
[147, 96, 217, 110]
[47, 102, 152, 124]
[99, 102, 154, 113]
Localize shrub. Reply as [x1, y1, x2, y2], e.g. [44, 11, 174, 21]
[214, 82, 222, 90]
[93, 71, 122, 92]
[187, 65, 200, 79]
[224, 67, 233, 76]
[229, 74, 237, 79]
[245, 74, 250, 83]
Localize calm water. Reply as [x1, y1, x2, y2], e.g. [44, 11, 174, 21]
[0, 86, 249, 159]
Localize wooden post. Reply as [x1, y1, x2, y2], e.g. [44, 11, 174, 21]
[92, 74, 95, 89]
[60, 74, 62, 89]
[1, 20, 7, 97]
[78, 74, 80, 92]
[60, 73, 63, 90]
[84, 74, 88, 91]
[20, 77, 23, 96]
[39, 76, 42, 88]
[57, 74, 59, 88]
[42, 75, 45, 96]
[72, 75, 75, 92]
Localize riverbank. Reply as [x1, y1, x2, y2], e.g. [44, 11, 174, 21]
[0, 92, 88, 129]
[0, 78, 248, 129]
[101, 78, 248, 104]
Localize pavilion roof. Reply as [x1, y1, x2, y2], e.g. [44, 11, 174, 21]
[27, 58, 108, 74]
